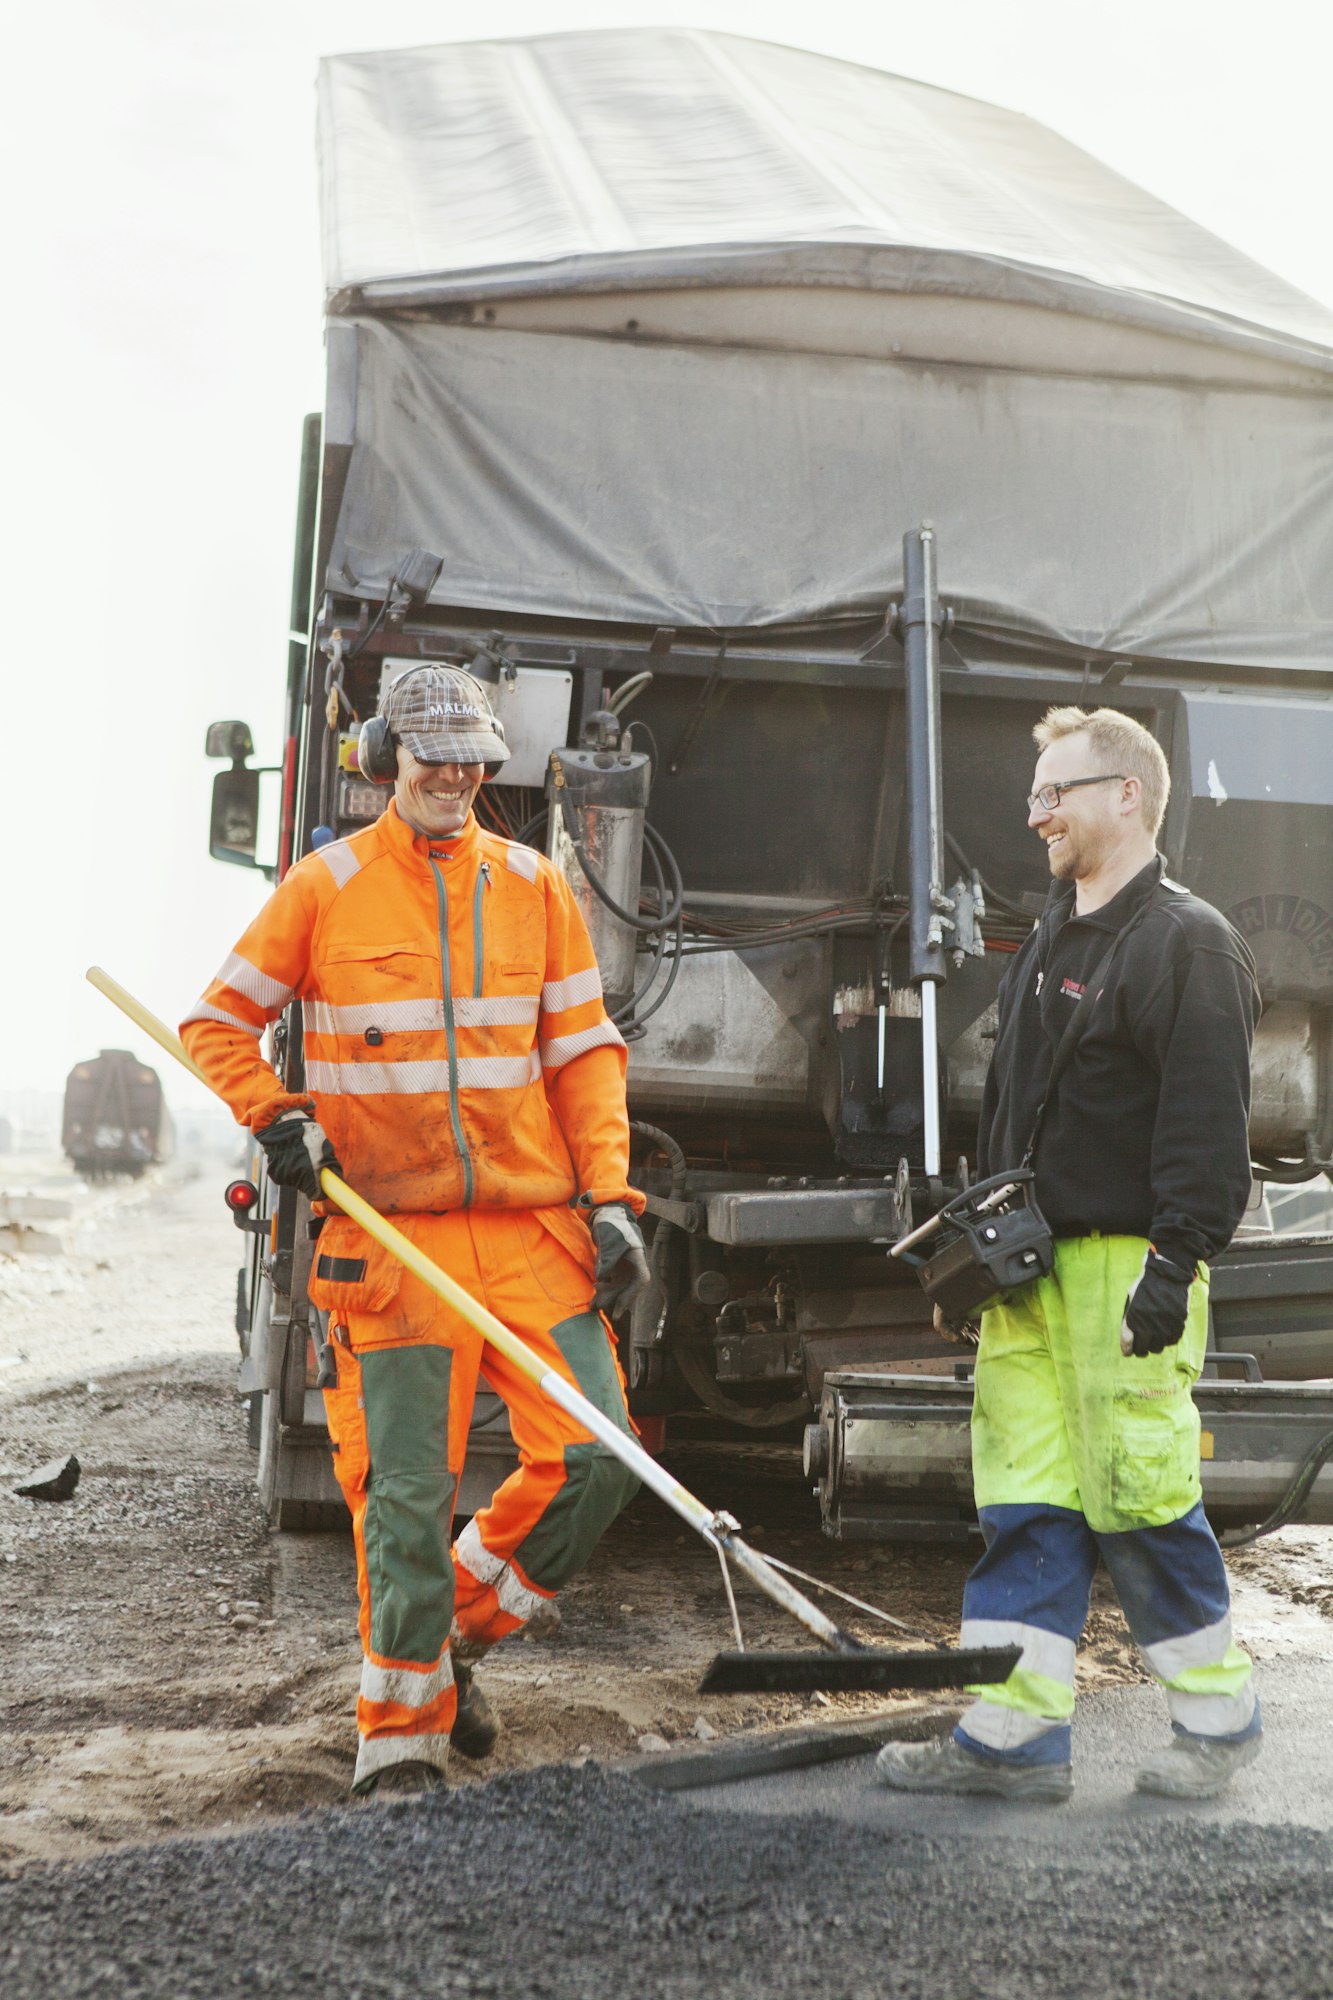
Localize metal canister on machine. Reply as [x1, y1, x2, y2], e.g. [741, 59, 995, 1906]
[545, 746, 651, 1014]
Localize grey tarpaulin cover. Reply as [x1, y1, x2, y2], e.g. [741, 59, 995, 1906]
[317, 29, 1333, 669]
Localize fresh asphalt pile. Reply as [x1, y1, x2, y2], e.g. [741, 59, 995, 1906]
[4, 1763, 1332, 1999]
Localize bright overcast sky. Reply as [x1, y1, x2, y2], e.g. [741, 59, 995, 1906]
[6, 0, 1331, 1109]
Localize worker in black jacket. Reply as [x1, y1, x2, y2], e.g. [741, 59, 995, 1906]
[879, 705, 1262, 1804]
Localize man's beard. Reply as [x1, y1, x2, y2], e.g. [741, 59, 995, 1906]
[1046, 824, 1112, 880]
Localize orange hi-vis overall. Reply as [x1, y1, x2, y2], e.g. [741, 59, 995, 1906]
[181, 802, 644, 1788]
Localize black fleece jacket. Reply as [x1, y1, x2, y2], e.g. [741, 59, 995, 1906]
[977, 855, 1260, 1269]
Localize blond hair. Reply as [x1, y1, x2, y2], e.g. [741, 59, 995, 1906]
[1033, 706, 1170, 837]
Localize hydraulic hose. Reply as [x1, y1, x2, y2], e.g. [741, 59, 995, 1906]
[517, 804, 685, 1032]
[552, 788, 685, 934]
[629, 1118, 688, 1364]
[607, 671, 654, 715]
[943, 830, 1034, 922]
[616, 913, 683, 1033]
[1220, 1423, 1333, 1548]
[608, 822, 670, 1025]
[629, 1120, 687, 1182]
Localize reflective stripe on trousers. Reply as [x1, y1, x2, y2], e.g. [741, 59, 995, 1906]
[321, 1206, 640, 1786]
[956, 1238, 1255, 1764]
[955, 1502, 1258, 1764]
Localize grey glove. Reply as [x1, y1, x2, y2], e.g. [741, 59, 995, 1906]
[933, 1303, 980, 1348]
[254, 1109, 343, 1202]
[589, 1202, 651, 1318]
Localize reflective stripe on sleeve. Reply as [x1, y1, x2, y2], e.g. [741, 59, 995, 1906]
[541, 967, 603, 1012]
[454, 1518, 550, 1623]
[217, 952, 294, 1012]
[180, 1001, 265, 1038]
[540, 1020, 626, 1069]
[505, 843, 539, 883]
[359, 1649, 454, 1710]
[315, 840, 361, 889]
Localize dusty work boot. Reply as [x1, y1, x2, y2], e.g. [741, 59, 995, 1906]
[355, 1759, 448, 1800]
[450, 1663, 499, 1761]
[875, 1733, 1073, 1804]
[1134, 1728, 1262, 1799]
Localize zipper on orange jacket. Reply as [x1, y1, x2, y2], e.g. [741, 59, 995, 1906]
[430, 857, 474, 1207]
[473, 862, 490, 998]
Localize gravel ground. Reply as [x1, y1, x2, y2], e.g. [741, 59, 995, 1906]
[2, 1154, 1111, 1867]
[4, 1152, 1332, 1996]
[2, 1764, 1332, 2000]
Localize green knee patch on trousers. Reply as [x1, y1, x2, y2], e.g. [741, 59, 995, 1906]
[513, 1312, 639, 1587]
[514, 1441, 641, 1588]
[549, 1312, 636, 1429]
[360, 1345, 456, 1664]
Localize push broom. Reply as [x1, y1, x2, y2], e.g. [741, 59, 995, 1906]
[86, 966, 1017, 1699]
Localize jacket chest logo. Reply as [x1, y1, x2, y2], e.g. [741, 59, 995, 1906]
[1060, 977, 1086, 1001]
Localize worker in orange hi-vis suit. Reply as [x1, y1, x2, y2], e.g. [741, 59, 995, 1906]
[181, 666, 650, 1797]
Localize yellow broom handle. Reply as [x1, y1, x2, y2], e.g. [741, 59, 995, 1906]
[86, 966, 212, 1087]
[80, 966, 736, 1538]
[86, 964, 557, 1385]
[83, 966, 861, 1644]
[322, 1171, 551, 1387]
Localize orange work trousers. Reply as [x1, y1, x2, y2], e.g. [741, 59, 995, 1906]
[318, 1205, 639, 1791]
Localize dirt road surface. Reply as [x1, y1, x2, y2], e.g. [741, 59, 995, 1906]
[0, 1153, 1194, 1870]
[2, 1155, 1331, 1998]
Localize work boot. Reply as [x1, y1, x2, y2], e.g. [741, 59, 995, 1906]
[451, 1663, 499, 1761]
[1134, 1729, 1262, 1799]
[356, 1759, 447, 1799]
[875, 1734, 1073, 1804]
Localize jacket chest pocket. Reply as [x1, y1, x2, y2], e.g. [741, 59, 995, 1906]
[495, 959, 543, 990]
[483, 895, 544, 990]
[312, 942, 442, 1036]
[486, 936, 544, 992]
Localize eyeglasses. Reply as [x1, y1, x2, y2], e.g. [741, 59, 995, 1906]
[1026, 774, 1126, 813]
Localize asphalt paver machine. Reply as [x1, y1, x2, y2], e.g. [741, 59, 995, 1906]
[205, 30, 1333, 1540]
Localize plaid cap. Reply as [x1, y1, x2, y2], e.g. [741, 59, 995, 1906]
[382, 665, 510, 767]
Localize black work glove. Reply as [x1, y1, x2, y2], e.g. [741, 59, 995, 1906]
[588, 1202, 651, 1318]
[1120, 1249, 1195, 1358]
[254, 1109, 343, 1202]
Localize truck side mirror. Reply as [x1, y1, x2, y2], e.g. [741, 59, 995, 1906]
[210, 765, 262, 867]
[206, 720, 256, 761]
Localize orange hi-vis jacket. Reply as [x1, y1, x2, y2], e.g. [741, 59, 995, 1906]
[180, 802, 643, 1219]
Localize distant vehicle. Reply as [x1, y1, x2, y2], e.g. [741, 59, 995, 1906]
[62, 1051, 174, 1179]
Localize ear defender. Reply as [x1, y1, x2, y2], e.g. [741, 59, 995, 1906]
[357, 715, 399, 784]
[481, 712, 507, 781]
